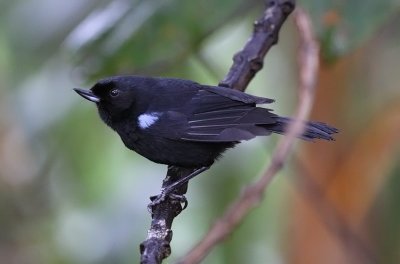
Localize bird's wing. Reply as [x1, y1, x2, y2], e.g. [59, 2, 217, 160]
[180, 106, 277, 142]
[160, 88, 278, 142]
[201, 85, 275, 105]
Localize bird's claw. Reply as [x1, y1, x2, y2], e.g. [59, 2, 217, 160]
[170, 193, 188, 210]
[147, 191, 188, 213]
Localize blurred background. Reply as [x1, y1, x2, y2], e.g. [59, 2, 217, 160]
[0, 0, 399, 263]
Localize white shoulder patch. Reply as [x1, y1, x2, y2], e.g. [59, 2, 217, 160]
[138, 112, 161, 129]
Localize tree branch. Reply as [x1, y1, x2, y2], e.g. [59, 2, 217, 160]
[139, 1, 295, 263]
[140, 167, 193, 264]
[219, 0, 295, 91]
[178, 7, 318, 264]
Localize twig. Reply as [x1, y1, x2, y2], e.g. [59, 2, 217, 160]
[178, 8, 318, 264]
[140, 167, 193, 264]
[139, 1, 295, 263]
[220, 0, 295, 91]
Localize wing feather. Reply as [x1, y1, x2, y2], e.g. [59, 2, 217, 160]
[202, 85, 275, 105]
[148, 87, 278, 142]
[182, 105, 277, 142]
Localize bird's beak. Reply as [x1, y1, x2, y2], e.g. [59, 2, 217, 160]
[73, 88, 100, 103]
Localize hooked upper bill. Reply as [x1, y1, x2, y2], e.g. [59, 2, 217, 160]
[74, 88, 100, 103]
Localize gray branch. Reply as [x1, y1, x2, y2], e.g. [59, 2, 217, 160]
[139, 1, 295, 263]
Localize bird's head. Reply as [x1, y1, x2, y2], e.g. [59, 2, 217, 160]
[74, 76, 144, 126]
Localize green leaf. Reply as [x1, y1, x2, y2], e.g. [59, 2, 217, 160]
[67, 0, 260, 79]
[300, 0, 400, 62]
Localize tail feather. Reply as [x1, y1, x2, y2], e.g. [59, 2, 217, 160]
[268, 117, 338, 141]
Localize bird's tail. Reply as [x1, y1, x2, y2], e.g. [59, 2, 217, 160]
[268, 117, 338, 141]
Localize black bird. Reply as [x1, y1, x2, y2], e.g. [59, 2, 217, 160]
[74, 76, 337, 204]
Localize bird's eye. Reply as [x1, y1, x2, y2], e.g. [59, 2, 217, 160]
[110, 89, 119, 97]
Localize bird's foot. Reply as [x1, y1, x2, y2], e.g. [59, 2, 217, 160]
[146, 167, 210, 214]
[147, 191, 188, 213]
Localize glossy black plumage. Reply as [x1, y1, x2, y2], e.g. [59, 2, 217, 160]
[74, 76, 337, 168]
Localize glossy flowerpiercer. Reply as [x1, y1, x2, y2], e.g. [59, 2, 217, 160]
[74, 76, 337, 205]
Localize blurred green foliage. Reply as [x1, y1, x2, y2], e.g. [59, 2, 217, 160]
[0, 0, 399, 263]
[302, 0, 399, 62]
